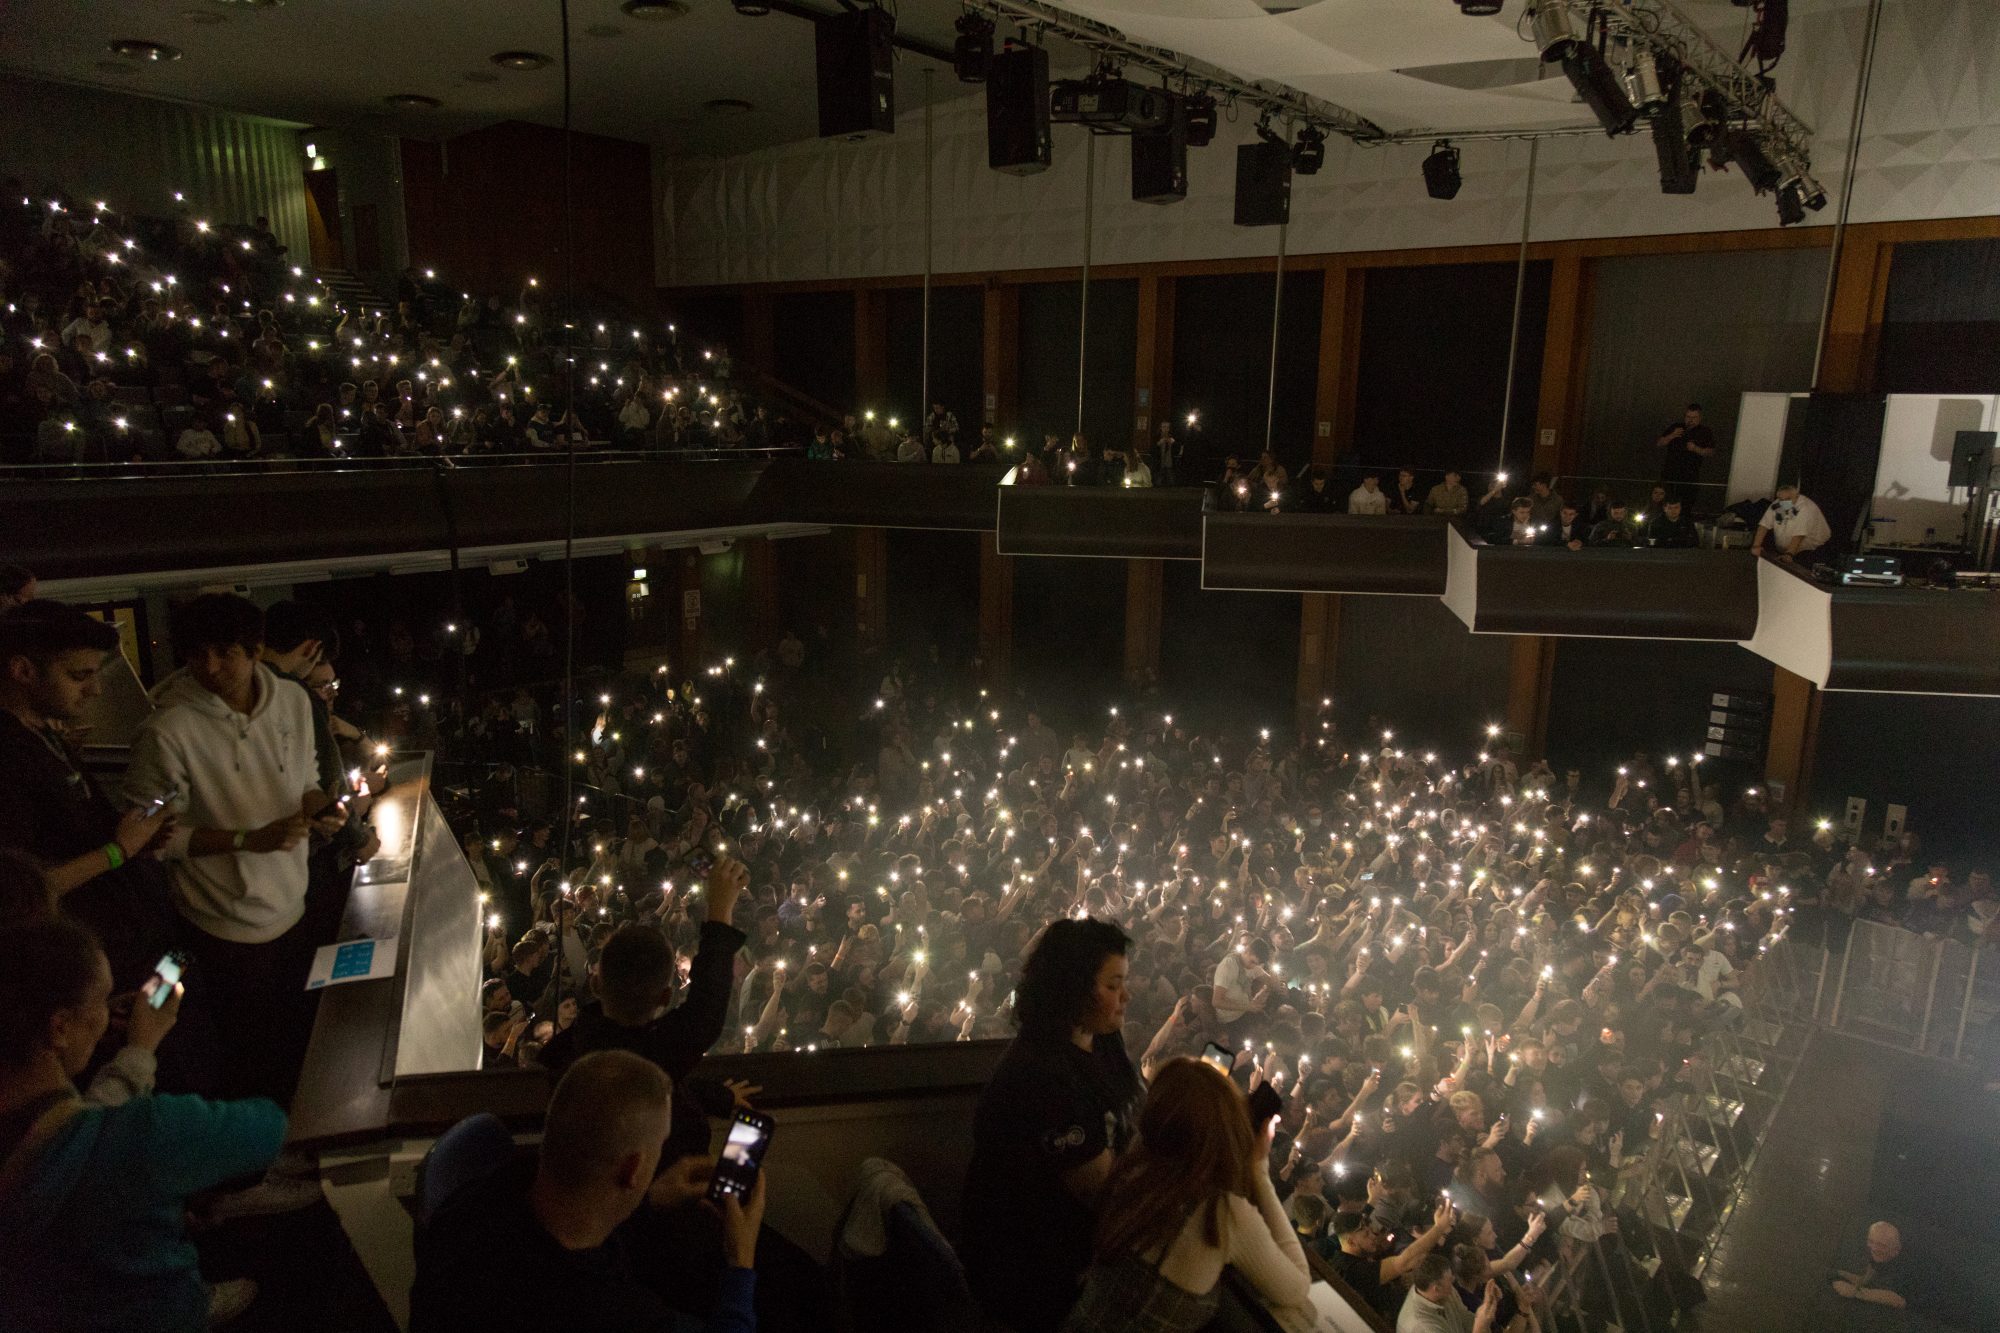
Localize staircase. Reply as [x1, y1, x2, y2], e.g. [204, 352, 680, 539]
[315, 267, 388, 317]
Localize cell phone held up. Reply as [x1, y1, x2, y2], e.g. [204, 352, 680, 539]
[139, 950, 188, 1009]
[708, 1109, 774, 1203]
[1199, 1041, 1234, 1074]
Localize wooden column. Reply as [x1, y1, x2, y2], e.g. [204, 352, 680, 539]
[1504, 635, 1557, 759]
[1764, 665, 1822, 811]
[1312, 261, 1364, 466]
[1815, 236, 1894, 393]
[978, 531, 1013, 683]
[1296, 592, 1341, 724]
[741, 535, 779, 654]
[982, 281, 1019, 432]
[1534, 250, 1594, 481]
[674, 550, 705, 672]
[1133, 275, 1176, 453]
[855, 288, 889, 408]
[1123, 558, 1164, 685]
[853, 527, 889, 652]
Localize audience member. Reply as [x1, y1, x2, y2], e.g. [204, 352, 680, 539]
[1751, 483, 1831, 562]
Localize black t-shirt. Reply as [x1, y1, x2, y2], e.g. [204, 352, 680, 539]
[1321, 1244, 1396, 1320]
[962, 1031, 1143, 1333]
[0, 712, 177, 987]
[1660, 422, 1714, 480]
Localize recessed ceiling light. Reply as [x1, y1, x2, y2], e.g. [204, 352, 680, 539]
[622, 0, 690, 18]
[184, 10, 229, 25]
[704, 98, 755, 116]
[107, 39, 183, 63]
[386, 93, 443, 109]
[490, 51, 553, 71]
[586, 23, 623, 38]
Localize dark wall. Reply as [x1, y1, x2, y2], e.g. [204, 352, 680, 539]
[400, 125, 653, 306]
[1351, 261, 1549, 482]
[1545, 637, 1774, 787]
[1876, 237, 2000, 394]
[1017, 278, 1138, 454]
[1171, 271, 1323, 481]
[1579, 248, 1826, 505]
[884, 528, 981, 667]
[666, 293, 745, 358]
[1158, 563, 1300, 732]
[1812, 692, 2000, 860]
[698, 544, 747, 653]
[772, 291, 857, 416]
[1009, 554, 1124, 721]
[1331, 596, 1511, 747]
[886, 285, 984, 439]
[773, 531, 855, 660]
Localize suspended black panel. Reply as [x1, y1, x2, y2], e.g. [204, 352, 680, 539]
[746, 458, 1002, 530]
[1472, 547, 1760, 640]
[1201, 514, 1449, 595]
[1826, 590, 2000, 696]
[995, 482, 1211, 559]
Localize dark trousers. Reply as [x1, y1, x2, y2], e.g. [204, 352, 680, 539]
[620, 1200, 828, 1333]
[177, 908, 322, 1107]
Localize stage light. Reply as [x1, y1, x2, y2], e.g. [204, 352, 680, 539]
[1422, 140, 1462, 200]
[1721, 124, 1782, 192]
[1183, 93, 1217, 147]
[1620, 44, 1667, 112]
[954, 12, 994, 82]
[1561, 43, 1638, 136]
[1650, 101, 1698, 194]
[731, 0, 771, 14]
[1775, 183, 1805, 227]
[1456, 0, 1504, 14]
[1530, 3, 1579, 61]
[1292, 126, 1325, 175]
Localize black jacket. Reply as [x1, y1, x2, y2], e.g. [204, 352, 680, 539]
[540, 919, 746, 1163]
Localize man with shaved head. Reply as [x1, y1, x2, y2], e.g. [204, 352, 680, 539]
[1830, 1221, 1907, 1309]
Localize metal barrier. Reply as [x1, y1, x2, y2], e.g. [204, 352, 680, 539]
[1828, 919, 1993, 1063]
[1519, 939, 1821, 1330]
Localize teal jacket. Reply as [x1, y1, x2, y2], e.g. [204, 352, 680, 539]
[0, 1092, 286, 1333]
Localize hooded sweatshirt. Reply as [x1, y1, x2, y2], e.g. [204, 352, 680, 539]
[0, 1090, 286, 1333]
[122, 663, 318, 944]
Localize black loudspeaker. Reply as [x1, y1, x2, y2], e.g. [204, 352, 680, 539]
[1234, 141, 1291, 227]
[816, 7, 895, 140]
[1131, 104, 1187, 204]
[1650, 100, 1698, 194]
[986, 44, 1051, 174]
[1948, 430, 1996, 487]
[1790, 392, 1887, 557]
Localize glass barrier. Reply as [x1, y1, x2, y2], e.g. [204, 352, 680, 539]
[1829, 919, 1995, 1063]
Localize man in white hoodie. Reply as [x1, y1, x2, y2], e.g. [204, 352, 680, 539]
[123, 594, 347, 1104]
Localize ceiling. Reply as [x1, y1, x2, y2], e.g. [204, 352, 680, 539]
[0, 0, 988, 156]
[1, 0, 1839, 155]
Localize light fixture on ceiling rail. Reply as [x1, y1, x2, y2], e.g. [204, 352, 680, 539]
[1718, 122, 1782, 192]
[1561, 38, 1639, 136]
[1619, 42, 1668, 113]
[107, 39, 183, 63]
[1649, 96, 1698, 194]
[1292, 126, 1325, 175]
[1422, 140, 1462, 200]
[490, 51, 553, 70]
[1183, 92, 1217, 147]
[1529, 4, 1580, 61]
[1774, 157, 1824, 225]
[954, 12, 995, 83]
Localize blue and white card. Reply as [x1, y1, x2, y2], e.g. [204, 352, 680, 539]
[305, 937, 397, 989]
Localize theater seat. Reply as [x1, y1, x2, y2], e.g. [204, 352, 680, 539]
[416, 1112, 514, 1227]
[833, 1158, 980, 1333]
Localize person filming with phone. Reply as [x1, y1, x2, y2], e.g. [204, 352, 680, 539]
[0, 602, 188, 1067]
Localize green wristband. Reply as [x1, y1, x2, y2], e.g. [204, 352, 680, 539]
[103, 842, 125, 871]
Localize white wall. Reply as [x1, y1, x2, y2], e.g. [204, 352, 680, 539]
[657, 0, 2000, 287]
[0, 73, 311, 260]
[1871, 394, 1998, 546]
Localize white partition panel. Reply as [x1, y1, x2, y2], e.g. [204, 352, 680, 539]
[1740, 559, 1833, 688]
[1870, 394, 1999, 548]
[1727, 392, 1802, 505]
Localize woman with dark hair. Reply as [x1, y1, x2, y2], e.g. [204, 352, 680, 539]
[1065, 1058, 1312, 1333]
[962, 916, 1142, 1333]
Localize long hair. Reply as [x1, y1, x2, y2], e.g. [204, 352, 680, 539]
[1093, 1058, 1259, 1263]
[1013, 916, 1128, 1040]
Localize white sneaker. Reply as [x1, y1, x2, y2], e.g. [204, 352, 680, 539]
[207, 1278, 258, 1327]
[205, 1170, 323, 1221]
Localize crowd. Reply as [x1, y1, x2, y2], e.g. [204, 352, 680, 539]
[0, 555, 1982, 1329]
[0, 181, 794, 467]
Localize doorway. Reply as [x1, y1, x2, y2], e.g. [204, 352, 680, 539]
[304, 169, 342, 270]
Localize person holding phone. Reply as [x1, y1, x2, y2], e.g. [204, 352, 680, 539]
[412, 1050, 764, 1333]
[963, 917, 1142, 1333]
[1066, 1058, 1314, 1333]
[0, 603, 182, 1017]
[0, 918, 286, 1331]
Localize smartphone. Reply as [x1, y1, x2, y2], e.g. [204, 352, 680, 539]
[1247, 1080, 1283, 1128]
[140, 950, 188, 1009]
[138, 787, 180, 819]
[1200, 1041, 1233, 1073]
[708, 1110, 775, 1202]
